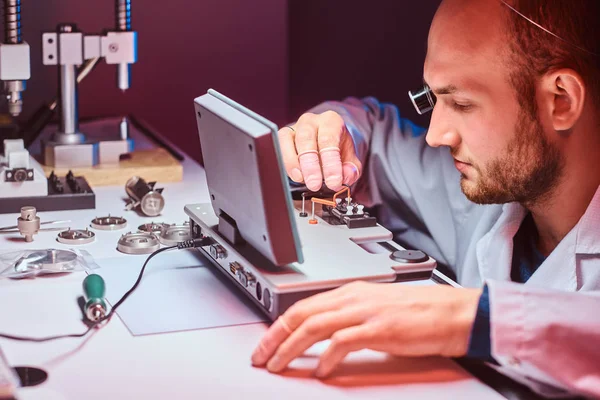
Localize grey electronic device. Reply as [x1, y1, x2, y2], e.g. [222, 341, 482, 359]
[186, 89, 437, 321]
[193, 88, 303, 266]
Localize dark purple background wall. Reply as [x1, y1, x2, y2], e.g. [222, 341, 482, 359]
[13, 0, 288, 163]
[289, 0, 441, 124]
[6, 1, 441, 162]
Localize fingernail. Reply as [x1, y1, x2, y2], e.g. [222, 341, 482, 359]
[291, 168, 303, 182]
[314, 365, 328, 378]
[251, 348, 264, 366]
[266, 355, 282, 373]
[342, 162, 359, 185]
[305, 175, 322, 191]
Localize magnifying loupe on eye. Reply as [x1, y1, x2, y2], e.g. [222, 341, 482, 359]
[408, 84, 437, 115]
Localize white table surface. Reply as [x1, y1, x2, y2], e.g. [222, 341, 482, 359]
[0, 120, 506, 400]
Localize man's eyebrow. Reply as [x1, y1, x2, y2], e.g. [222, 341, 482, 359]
[424, 80, 459, 95]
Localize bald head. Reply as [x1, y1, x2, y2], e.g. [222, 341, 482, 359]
[428, 0, 508, 65]
[423, 0, 513, 104]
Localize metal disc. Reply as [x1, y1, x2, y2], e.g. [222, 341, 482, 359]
[57, 229, 95, 245]
[14, 249, 78, 273]
[117, 232, 161, 255]
[90, 215, 127, 231]
[159, 222, 191, 246]
[137, 222, 169, 234]
[390, 250, 429, 263]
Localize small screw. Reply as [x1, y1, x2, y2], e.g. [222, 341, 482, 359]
[109, 43, 119, 52]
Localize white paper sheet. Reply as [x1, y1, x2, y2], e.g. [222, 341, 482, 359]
[96, 250, 266, 336]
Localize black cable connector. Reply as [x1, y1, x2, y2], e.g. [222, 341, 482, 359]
[0, 236, 211, 343]
[176, 236, 213, 249]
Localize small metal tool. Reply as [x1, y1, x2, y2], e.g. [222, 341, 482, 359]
[124, 176, 165, 217]
[158, 222, 191, 246]
[17, 206, 40, 242]
[90, 215, 127, 231]
[83, 274, 107, 322]
[57, 228, 95, 245]
[117, 232, 160, 254]
[0, 219, 70, 232]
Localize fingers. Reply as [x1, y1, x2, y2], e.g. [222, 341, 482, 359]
[264, 307, 369, 373]
[295, 115, 323, 191]
[339, 132, 362, 186]
[317, 111, 346, 191]
[280, 111, 361, 191]
[251, 286, 357, 367]
[278, 126, 303, 183]
[315, 324, 374, 378]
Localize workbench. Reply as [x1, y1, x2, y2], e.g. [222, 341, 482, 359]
[0, 118, 528, 400]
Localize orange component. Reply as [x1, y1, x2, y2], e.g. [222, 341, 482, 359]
[311, 197, 335, 207]
[332, 186, 351, 204]
[309, 185, 352, 208]
[309, 219, 318, 225]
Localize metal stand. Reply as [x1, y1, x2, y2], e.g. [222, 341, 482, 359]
[41, 0, 137, 168]
[0, 0, 30, 117]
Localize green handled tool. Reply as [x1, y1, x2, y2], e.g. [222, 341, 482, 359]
[83, 274, 107, 322]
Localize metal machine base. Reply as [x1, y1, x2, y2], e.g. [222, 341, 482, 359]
[42, 138, 133, 168]
[0, 173, 95, 214]
[185, 202, 437, 321]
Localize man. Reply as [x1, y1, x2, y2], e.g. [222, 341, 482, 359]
[250, 0, 600, 397]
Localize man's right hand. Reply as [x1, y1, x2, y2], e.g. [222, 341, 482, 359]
[278, 111, 362, 192]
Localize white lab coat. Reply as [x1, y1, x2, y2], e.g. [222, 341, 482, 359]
[307, 97, 600, 398]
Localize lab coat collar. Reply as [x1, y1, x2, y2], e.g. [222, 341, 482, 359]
[476, 202, 527, 282]
[477, 185, 600, 291]
[574, 184, 600, 255]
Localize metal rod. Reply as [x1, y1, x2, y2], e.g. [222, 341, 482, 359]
[3, 0, 24, 116]
[115, 0, 131, 91]
[58, 64, 78, 135]
[3, 0, 21, 44]
[0, 220, 70, 232]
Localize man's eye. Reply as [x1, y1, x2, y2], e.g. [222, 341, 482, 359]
[452, 102, 473, 112]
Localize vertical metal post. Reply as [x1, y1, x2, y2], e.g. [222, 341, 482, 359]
[115, 0, 131, 91]
[3, 0, 25, 116]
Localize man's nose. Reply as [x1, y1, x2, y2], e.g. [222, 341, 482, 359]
[425, 105, 461, 149]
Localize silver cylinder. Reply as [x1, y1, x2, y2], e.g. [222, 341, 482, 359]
[117, 63, 130, 91]
[3, 0, 21, 44]
[116, 0, 131, 91]
[4, 0, 25, 116]
[58, 64, 78, 136]
[3, 80, 24, 116]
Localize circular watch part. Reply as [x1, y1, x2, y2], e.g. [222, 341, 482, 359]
[57, 228, 96, 245]
[158, 222, 191, 246]
[117, 232, 161, 255]
[14, 249, 79, 273]
[390, 250, 429, 263]
[90, 215, 127, 231]
[138, 222, 169, 235]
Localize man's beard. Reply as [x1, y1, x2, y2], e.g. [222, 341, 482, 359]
[457, 108, 565, 206]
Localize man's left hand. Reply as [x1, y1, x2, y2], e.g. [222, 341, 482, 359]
[251, 281, 482, 378]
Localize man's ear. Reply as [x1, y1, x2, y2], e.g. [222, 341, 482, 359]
[539, 69, 586, 131]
